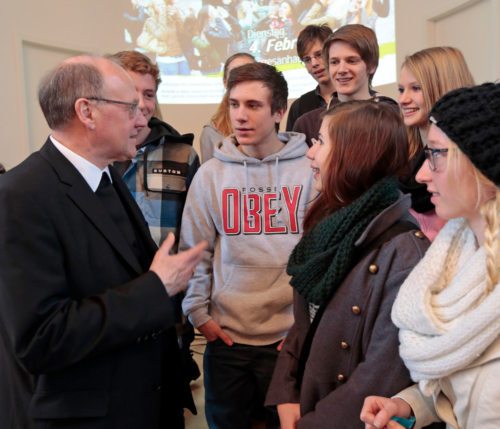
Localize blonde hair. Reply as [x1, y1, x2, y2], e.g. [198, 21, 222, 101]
[482, 190, 500, 293]
[211, 92, 232, 137]
[447, 144, 499, 293]
[402, 47, 475, 156]
[210, 53, 256, 137]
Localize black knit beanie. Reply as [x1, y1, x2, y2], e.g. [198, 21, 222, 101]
[429, 82, 500, 186]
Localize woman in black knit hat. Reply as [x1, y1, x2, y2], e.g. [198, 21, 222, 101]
[361, 82, 500, 429]
[266, 100, 431, 428]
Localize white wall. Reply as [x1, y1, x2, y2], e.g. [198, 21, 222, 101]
[0, 0, 499, 170]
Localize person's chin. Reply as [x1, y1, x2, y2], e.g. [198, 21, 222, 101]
[312, 174, 322, 192]
[124, 145, 138, 159]
[312, 72, 324, 83]
[235, 131, 254, 143]
[402, 110, 423, 127]
[337, 88, 353, 99]
[313, 181, 323, 193]
[336, 81, 351, 91]
[430, 193, 440, 205]
[434, 206, 452, 222]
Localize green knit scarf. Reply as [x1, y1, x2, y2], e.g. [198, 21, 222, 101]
[287, 177, 400, 306]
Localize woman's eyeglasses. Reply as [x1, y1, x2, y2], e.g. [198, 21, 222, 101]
[423, 145, 448, 171]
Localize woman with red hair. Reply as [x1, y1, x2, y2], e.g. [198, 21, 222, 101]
[266, 100, 429, 428]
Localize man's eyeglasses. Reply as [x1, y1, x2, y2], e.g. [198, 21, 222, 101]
[423, 145, 448, 171]
[302, 52, 323, 65]
[86, 97, 139, 117]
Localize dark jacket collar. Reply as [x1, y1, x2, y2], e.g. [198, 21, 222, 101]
[40, 139, 155, 274]
[140, 117, 194, 149]
[355, 194, 415, 248]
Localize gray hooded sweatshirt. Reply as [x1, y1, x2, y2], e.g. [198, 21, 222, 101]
[180, 132, 315, 345]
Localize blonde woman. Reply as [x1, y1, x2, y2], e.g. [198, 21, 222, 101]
[397, 47, 475, 240]
[361, 82, 500, 429]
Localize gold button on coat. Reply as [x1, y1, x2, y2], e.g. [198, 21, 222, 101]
[368, 264, 378, 274]
[351, 305, 361, 314]
[414, 231, 425, 239]
[337, 374, 345, 382]
[340, 341, 349, 349]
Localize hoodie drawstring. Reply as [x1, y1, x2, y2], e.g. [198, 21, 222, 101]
[244, 159, 249, 221]
[275, 156, 284, 225]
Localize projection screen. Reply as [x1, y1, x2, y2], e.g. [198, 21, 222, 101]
[123, 0, 396, 104]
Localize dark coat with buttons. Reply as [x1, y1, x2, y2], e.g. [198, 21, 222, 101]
[0, 140, 194, 429]
[266, 196, 430, 428]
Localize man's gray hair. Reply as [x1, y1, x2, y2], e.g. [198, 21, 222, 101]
[38, 61, 104, 129]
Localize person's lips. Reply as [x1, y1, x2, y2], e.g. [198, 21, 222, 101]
[314, 69, 326, 78]
[236, 128, 253, 133]
[311, 165, 320, 179]
[401, 107, 419, 117]
[336, 76, 352, 85]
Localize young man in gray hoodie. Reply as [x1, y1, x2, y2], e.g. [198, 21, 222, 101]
[180, 63, 315, 429]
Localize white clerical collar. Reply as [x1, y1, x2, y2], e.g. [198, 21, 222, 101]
[50, 136, 111, 192]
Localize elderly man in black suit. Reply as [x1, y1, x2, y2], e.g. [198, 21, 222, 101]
[0, 55, 206, 428]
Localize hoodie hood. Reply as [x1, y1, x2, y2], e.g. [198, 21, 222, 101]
[140, 117, 194, 148]
[213, 132, 308, 164]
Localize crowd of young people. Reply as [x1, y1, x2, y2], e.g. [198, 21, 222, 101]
[185, 21, 498, 429]
[0, 16, 498, 429]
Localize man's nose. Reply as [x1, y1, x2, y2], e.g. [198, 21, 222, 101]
[311, 55, 321, 67]
[235, 106, 248, 122]
[135, 109, 148, 128]
[338, 61, 347, 73]
[137, 94, 146, 112]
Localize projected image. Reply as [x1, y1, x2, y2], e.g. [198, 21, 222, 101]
[124, 0, 395, 104]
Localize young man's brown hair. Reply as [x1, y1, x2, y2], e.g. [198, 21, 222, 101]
[322, 24, 379, 87]
[226, 62, 288, 114]
[296, 24, 333, 60]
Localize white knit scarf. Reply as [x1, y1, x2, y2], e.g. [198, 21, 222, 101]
[392, 218, 500, 396]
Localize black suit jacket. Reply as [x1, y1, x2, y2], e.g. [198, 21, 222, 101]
[0, 140, 192, 428]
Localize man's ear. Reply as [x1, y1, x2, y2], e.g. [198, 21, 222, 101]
[274, 108, 286, 124]
[75, 98, 96, 130]
[368, 65, 377, 79]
